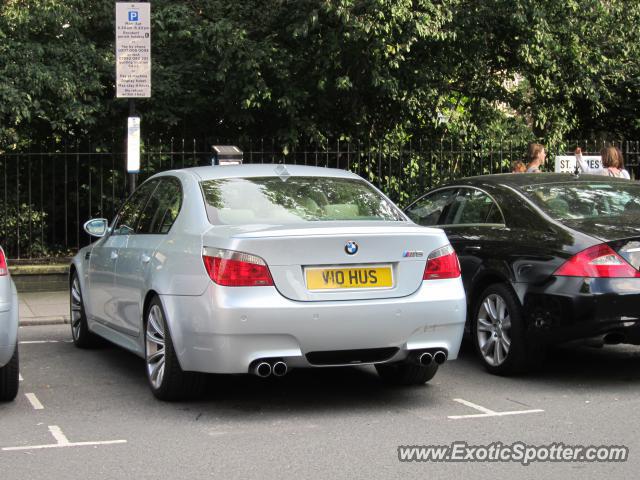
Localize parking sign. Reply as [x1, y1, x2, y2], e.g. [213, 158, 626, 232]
[116, 3, 151, 98]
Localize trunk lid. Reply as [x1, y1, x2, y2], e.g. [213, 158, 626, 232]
[563, 217, 640, 242]
[562, 218, 640, 271]
[203, 222, 450, 301]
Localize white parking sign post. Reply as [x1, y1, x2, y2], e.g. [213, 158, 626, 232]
[127, 117, 141, 173]
[116, 1, 151, 192]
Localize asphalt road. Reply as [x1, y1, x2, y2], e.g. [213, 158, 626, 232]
[2, 324, 640, 479]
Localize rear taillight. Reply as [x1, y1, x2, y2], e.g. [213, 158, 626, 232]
[554, 243, 640, 278]
[423, 244, 461, 280]
[0, 248, 7, 276]
[202, 248, 274, 287]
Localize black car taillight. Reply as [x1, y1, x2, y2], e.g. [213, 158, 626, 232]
[554, 243, 640, 278]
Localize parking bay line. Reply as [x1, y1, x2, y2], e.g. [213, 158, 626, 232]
[20, 340, 60, 344]
[448, 398, 544, 420]
[25, 393, 44, 410]
[2, 426, 127, 452]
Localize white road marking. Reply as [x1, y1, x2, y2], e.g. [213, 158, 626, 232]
[48, 426, 70, 445]
[448, 398, 544, 420]
[452, 398, 496, 415]
[448, 410, 546, 420]
[1, 425, 127, 452]
[25, 393, 44, 410]
[20, 340, 60, 344]
[18, 373, 23, 382]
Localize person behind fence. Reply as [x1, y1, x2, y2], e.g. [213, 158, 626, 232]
[526, 143, 546, 173]
[511, 160, 526, 173]
[615, 147, 632, 179]
[575, 146, 631, 179]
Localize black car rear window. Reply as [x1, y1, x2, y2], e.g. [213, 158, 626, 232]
[520, 182, 640, 220]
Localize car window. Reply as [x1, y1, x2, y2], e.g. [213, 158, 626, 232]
[112, 180, 159, 235]
[200, 176, 405, 225]
[521, 182, 640, 221]
[137, 178, 183, 234]
[405, 189, 458, 226]
[444, 189, 504, 225]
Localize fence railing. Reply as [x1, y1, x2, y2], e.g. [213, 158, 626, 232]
[1, 138, 638, 259]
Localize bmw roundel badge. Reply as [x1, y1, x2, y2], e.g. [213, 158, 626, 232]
[345, 241, 358, 255]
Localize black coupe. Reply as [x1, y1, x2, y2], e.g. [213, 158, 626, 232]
[405, 173, 640, 375]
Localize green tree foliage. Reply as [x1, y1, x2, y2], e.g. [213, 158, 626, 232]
[0, 0, 638, 150]
[146, 0, 455, 143]
[0, 0, 114, 149]
[444, 0, 640, 144]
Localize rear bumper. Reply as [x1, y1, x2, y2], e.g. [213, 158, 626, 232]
[520, 276, 640, 344]
[161, 278, 466, 374]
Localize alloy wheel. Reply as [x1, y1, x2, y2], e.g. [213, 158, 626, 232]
[145, 305, 166, 390]
[476, 293, 512, 366]
[70, 276, 83, 340]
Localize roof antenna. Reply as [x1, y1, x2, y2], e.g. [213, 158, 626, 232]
[274, 164, 291, 182]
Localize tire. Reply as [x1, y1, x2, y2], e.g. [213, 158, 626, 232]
[144, 296, 204, 401]
[375, 361, 438, 386]
[0, 345, 19, 402]
[472, 283, 543, 375]
[70, 271, 100, 348]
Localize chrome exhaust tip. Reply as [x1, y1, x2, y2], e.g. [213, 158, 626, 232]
[252, 361, 272, 378]
[272, 361, 288, 377]
[418, 352, 433, 366]
[433, 350, 447, 365]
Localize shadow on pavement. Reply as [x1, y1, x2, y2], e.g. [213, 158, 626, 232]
[64, 332, 640, 416]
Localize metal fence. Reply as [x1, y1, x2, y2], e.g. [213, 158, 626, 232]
[1, 138, 638, 259]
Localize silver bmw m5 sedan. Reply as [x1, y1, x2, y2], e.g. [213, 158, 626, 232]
[71, 164, 466, 400]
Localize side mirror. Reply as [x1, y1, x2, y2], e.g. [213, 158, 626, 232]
[84, 218, 108, 237]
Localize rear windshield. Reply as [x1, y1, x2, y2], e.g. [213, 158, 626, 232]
[520, 181, 640, 221]
[200, 176, 405, 225]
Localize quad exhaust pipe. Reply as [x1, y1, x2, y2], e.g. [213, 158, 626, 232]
[418, 352, 433, 366]
[250, 359, 288, 377]
[272, 361, 288, 377]
[251, 361, 272, 378]
[414, 349, 448, 366]
[433, 350, 447, 365]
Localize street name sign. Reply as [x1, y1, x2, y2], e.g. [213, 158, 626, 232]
[555, 155, 602, 173]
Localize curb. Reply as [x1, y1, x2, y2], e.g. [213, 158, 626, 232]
[9, 264, 69, 275]
[20, 317, 70, 327]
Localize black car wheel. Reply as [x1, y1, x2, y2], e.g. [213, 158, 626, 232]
[472, 283, 540, 375]
[0, 345, 19, 401]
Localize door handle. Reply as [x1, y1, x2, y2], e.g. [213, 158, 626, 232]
[465, 245, 482, 252]
[110, 251, 119, 260]
[141, 253, 151, 264]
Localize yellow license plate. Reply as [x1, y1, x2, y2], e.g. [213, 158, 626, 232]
[305, 265, 393, 290]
